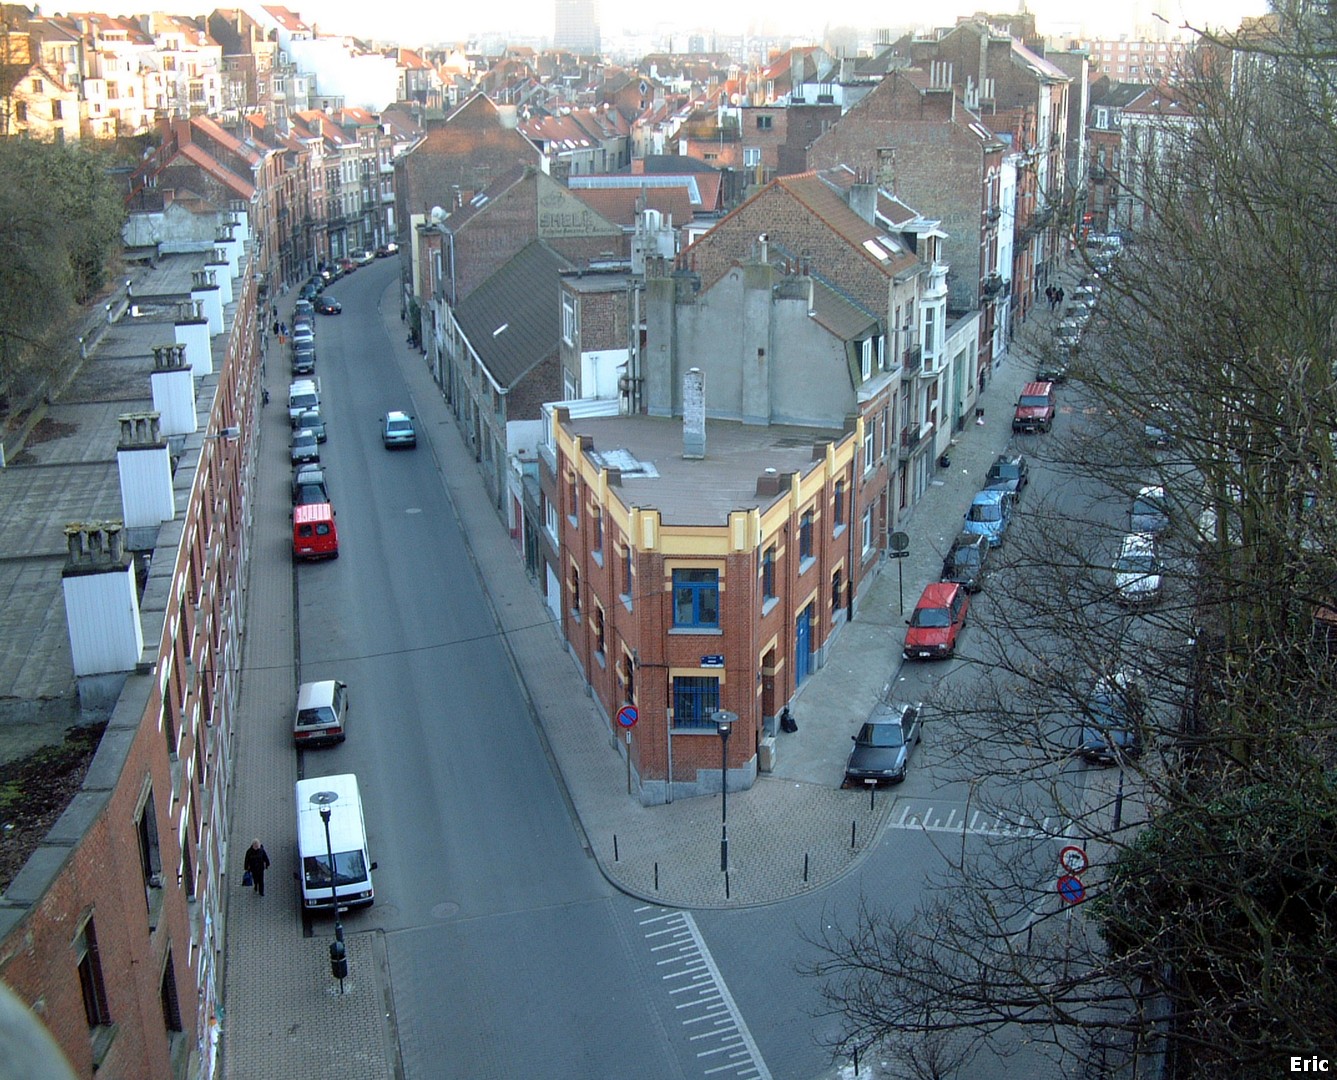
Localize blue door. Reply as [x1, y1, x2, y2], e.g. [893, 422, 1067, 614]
[795, 604, 813, 686]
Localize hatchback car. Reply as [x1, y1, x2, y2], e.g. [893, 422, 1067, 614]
[845, 702, 923, 785]
[1113, 533, 1162, 606]
[1076, 671, 1145, 765]
[375, 242, 399, 257]
[382, 410, 417, 449]
[963, 489, 1015, 548]
[291, 464, 329, 504]
[291, 428, 320, 464]
[292, 679, 348, 746]
[298, 281, 320, 301]
[293, 299, 315, 321]
[1055, 319, 1083, 350]
[941, 532, 991, 592]
[984, 453, 1029, 498]
[1130, 485, 1169, 534]
[290, 345, 316, 376]
[315, 295, 342, 315]
[295, 408, 326, 442]
[903, 582, 970, 660]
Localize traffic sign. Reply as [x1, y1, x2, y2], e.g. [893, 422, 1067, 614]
[1057, 874, 1086, 905]
[1059, 845, 1089, 875]
[616, 705, 638, 729]
[890, 531, 910, 553]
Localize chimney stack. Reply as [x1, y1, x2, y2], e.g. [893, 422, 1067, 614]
[61, 522, 145, 677]
[116, 412, 175, 530]
[683, 368, 705, 459]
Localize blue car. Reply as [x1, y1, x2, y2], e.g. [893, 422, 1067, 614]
[963, 489, 1015, 548]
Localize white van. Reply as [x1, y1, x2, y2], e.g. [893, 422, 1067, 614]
[288, 379, 321, 426]
[294, 775, 376, 911]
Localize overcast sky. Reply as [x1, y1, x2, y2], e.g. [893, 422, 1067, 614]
[291, 0, 1272, 45]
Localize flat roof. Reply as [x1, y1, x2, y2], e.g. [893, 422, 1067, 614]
[563, 414, 846, 526]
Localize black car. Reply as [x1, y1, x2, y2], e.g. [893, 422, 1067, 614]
[1076, 671, 1145, 765]
[291, 464, 328, 504]
[1036, 356, 1071, 383]
[290, 344, 316, 376]
[315, 295, 342, 315]
[844, 702, 923, 785]
[940, 532, 991, 592]
[984, 453, 1029, 497]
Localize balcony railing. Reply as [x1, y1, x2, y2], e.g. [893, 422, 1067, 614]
[902, 344, 923, 375]
[899, 422, 934, 458]
[981, 273, 1005, 300]
[986, 204, 1001, 222]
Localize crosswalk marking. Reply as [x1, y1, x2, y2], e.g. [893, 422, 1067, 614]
[892, 800, 1052, 838]
[637, 906, 773, 1079]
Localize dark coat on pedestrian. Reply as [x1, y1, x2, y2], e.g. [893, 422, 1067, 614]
[244, 841, 270, 894]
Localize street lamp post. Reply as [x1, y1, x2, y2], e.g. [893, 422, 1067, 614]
[313, 795, 348, 991]
[714, 711, 735, 873]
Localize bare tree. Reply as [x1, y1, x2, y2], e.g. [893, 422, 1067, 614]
[804, 6, 1337, 1076]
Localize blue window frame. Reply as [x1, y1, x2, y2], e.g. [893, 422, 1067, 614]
[833, 480, 845, 529]
[673, 676, 720, 730]
[673, 568, 719, 628]
[799, 511, 814, 560]
[761, 546, 776, 602]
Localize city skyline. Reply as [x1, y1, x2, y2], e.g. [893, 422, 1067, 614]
[284, 0, 1271, 47]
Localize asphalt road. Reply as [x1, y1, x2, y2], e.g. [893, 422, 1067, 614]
[277, 262, 1150, 1079]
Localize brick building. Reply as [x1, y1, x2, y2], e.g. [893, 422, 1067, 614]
[550, 406, 868, 803]
[0, 211, 261, 1079]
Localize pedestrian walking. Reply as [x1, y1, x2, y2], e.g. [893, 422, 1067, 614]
[1045, 285, 1055, 310]
[243, 839, 270, 896]
[1056, 287, 1065, 307]
[272, 319, 280, 337]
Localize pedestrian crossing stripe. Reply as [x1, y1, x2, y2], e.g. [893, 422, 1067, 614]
[892, 803, 1051, 838]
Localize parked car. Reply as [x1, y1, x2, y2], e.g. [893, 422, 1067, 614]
[290, 345, 316, 376]
[1071, 282, 1098, 310]
[315, 295, 342, 315]
[298, 281, 320, 301]
[293, 299, 315, 322]
[845, 702, 923, 785]
[1076, 671, 1145, 765]
[288, 379, 320, 426]
[290, 428, 320, 464]
[903, 582, 970, 660]
[1113, 533, 1162, 606]
[1035, 355, 1071, 383]
[291, 325, 315, 350]
[351, 249, 375, 267]
[382, 410, 417, 449]
[1130, 485, 1170, 534]
[375, 242, 399, 257]
[292, 679, 348, 746]
[1012, 380, 1056, 433]
[963, 489, 1015, 548]
[1144, 407, 1174, 449]
[291, 464, 329, 504]
[1055, 319, 1082, 350]
[984, 453, 1029, 498]
[295, 408, 326, 442]
[941, 532, 991, 593]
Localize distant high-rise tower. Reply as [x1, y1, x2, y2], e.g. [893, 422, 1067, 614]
[555, 0, 600, 55]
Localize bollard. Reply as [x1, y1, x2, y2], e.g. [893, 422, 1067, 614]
[851, 820, 857, 849]
[613, 834, 619, 862]
[803, 852, 809, 883]
[865, 778, 876, 811]
[654, 862, 659, 891]
[725, 871, 730, 900]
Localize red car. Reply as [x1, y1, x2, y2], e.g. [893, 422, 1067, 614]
[903, 582, 970, 660]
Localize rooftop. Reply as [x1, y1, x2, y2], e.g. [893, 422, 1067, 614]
[562, 414, 845, 526]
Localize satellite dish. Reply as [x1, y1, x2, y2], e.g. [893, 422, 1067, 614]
[429, 205, 446, 223]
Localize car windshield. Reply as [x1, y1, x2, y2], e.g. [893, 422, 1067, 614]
[950, 546, 980, 567]
[303, 849, 368, 888]
[1020, 394, 1050, 407]
[388, 420, 411, 432]
[992, 463, 1019, 479]
[296, 706, 335, 728]
[1116, 554, 1157, 573]
[857, 723, 905, 748]
[1133, 498, 1164, 517]
[968, 503, 1001, 523]
[910, 606, 951, 628]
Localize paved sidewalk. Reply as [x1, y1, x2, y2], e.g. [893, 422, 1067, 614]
[375, 274, 1080, 910]
[220, 300, 397, 1080]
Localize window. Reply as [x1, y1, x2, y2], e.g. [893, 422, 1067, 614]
[15, 102, 26, 122]
[862, 507, 875, 554]
[864, 427, 875, 473]
[877, 334, 887, 371]
[672, 568, 719, 628]
[762, 545, 777, 602]
[832, 568, 843, 613]
[76, 919, 111, 1027]
[569, 564, 581, 617]
[756, 114, 773, 130]
[880, 409, 889, 463]
[799, 511, 814, 562]
[562, 294, 575, 345]
[31, 78, 43, 94]
[672, 675, 719, 729]
[743, 147, 761, 167]
[567, 474, 579, 523]
[160, 950, 183, 1034]
[621, 650, 636, 703]
[621, 544, 633, 605]
[833, 481, 846, 530]
[52, 100, 64, 120]
[591, 505, 602, 556]
[136, 787, 162, 898]
[544, 495, 558, 542]
[861, 338, 873, 380]
[593, 603, 606, 659]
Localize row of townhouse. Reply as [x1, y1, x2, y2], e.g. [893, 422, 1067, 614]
[0, 205, 262, 1079]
